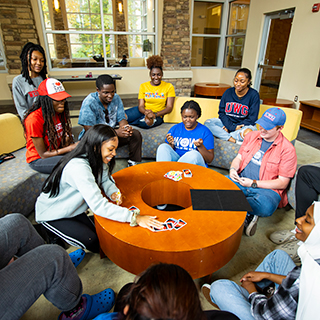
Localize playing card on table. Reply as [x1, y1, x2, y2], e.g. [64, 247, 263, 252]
[174, 219, 187, 230]
[165, 218, 178, 226]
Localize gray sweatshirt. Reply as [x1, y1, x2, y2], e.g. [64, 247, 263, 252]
[36, 157, 132, 223]
[12, 74, 43, 119]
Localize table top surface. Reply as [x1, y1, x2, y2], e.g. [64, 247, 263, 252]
[51, 74, 122, 82]
[95, 162, 245, 252]
[194, 82, 231, 88]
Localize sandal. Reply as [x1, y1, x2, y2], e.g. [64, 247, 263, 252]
[0, 152, 15, 164]
[69, 249, 86, 268]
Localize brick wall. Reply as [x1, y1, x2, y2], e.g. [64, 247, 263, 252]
[161, 0, 191, 96]
[0, 0, 39, 74]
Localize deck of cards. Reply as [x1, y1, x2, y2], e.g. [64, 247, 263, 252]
[164, 171, 183, 181]
[152, 218, 187, 232]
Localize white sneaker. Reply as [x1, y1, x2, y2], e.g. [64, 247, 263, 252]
[277, 238, 301, 265]
[128, 160, 137, 167]
[270, 230, 296, 245]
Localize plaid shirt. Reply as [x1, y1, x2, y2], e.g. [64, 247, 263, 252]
[249, 259, 320, 319]
[248, 266, 300, 320]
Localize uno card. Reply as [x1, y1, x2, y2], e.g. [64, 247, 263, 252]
[166, 218, 178, 226]
[152, 223, 166, 232]
[129, 206, 139, 212]
[166, 222, 174, 230]
[174, 219, 187, 230]
[183, 169, 192, 178]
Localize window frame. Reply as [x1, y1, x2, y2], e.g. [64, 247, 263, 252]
[190, 0, 248, 69]
[37, 0, 158, 70]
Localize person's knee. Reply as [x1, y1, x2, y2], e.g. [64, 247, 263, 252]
[186, 150, 202, 163]
[210, 279, 232, 296]
[131, 129, 142, 142]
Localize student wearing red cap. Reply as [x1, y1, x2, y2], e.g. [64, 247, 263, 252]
[23, 78, 77, 174]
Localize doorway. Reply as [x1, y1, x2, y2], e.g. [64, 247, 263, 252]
[255, 9, 294, 102]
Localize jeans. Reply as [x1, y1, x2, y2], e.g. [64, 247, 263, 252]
[156, 143, 207, 167]
[125, 106, 163, 129]
[227, 176, 281, 217]
[204, 118, 256, 141]
[29, 155, 64, 174]
[209, 250, 296, 320]
[0, 214, 82, 319]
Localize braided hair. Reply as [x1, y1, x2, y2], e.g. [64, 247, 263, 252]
[20, 42, 47, 86]
[23, 96, 72, 152]
[146, 55, 163, 72]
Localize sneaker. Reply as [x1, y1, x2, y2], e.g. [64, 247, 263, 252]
[59, 288, 115, 320]
[156, 204, 167, 210]
[244, 214, 259, 236]
[201, 284, 219, 309]
[277, 238, 301, 265]
[128, 160, 137, 167]
[270, 229, 296, 245]
[235, 140, 243, 145]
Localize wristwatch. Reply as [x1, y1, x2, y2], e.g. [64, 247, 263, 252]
[251, 179, 258, 188]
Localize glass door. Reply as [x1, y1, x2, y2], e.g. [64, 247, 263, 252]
[254, 10, 294, 102]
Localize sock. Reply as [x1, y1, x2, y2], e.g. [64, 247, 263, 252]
[59, 296, 87, 320]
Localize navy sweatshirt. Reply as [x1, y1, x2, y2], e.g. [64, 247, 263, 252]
[218, 87, 260, 132]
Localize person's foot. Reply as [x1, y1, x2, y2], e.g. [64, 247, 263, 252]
[58, 288, 115, 320]
[244, 214, 259, 236]
[156, 204, 167, 210]
[269, 229, 296, 245]
[277, 238, 301, 265]
[69, 249, 86, 268]
[128, 160, 137, 167]
[201, 284, 219, 309]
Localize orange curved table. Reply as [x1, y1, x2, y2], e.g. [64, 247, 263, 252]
[194, 83, 231, 98]
[94, 162, 246, 279]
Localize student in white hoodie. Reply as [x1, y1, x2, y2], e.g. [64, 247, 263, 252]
[36, 124, 164, 253]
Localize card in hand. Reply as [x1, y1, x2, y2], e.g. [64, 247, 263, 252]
[174, 219, 187, 230]
[129, 206, 139, 211]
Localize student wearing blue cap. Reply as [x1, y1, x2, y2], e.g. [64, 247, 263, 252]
[228, 107, 297, 236]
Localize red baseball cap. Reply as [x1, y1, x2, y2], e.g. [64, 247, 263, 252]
[38, 78, 71, 101]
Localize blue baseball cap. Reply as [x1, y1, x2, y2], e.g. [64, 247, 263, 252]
[256, 107, 286, 130]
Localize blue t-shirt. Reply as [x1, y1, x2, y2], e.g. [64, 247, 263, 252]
[219, 87, 260, 132]
[78, 92, 126, 139]
[166, 122, 214, 160]
[240, 139, 273, 180]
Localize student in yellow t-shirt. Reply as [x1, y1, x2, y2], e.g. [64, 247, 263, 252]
[125, 55, 176, 129]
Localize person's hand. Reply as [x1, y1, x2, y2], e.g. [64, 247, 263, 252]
[194, 138, 203, 147]
[241, 271, 269, 283]
[238, 177, 253, 187]
[241, 280, 258, 294]
[229, 168, 241, 183]
[111, 191, 122, 205]
[166, 133, 174, 145]
[116, 125, 132, 138]
[145, 109, 155, 119]
[136, 215, 164, 231]
[236, 124, 244, 131]
[222, 126, 229, 133]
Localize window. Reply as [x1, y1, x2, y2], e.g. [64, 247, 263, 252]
[191, 0, 250, 68]
[39, 0, 156, 69]
[191, 1, 223, 67]
[224, 0, 250, 68]
[0, 36, 7, 72]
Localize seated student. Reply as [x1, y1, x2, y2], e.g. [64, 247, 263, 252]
[0, 213, 114, 320]
[228, 107, 297, 236]
[156, 100, 214, 167]
[119, 55, 128, 67]
[78, 74, 142, 167]
[36, 124, 164, 254]
[12, 42, 47, 119]
[94, 263, 239, 320]
[23, 78, 77, 174]
[204, 68, 260, 144]
[125, 55, 175, 128]
[202, 201, 320, 320]
[270, 164, 320, 262]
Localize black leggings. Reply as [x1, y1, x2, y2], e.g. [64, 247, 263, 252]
[295, 165, 320, 219]
[42, 213, 100, 253]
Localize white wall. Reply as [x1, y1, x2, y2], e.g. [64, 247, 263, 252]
[243, 0, 320, 107]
